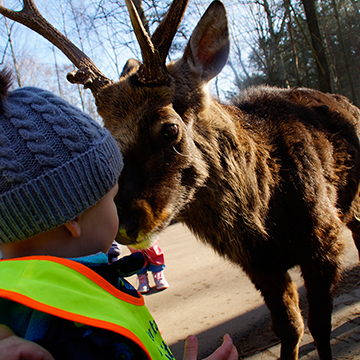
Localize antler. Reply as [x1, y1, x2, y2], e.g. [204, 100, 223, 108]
[151, 0, 190, 64]
[125, 0, 189, 85]
[125, 0, 167, 84]
[0, 0, 113, 95]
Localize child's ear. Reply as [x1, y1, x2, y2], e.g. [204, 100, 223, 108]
[64, 218, 81, 238]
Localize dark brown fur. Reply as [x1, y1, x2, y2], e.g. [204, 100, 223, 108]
[94, 2, 360, 359]
[92, 2, 360, 359]
[3, 0, 359, 358]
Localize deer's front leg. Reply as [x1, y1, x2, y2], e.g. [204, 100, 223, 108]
[250, 271, 304, 360]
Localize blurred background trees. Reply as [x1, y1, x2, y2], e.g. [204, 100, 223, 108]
[1, 0, 359, 119]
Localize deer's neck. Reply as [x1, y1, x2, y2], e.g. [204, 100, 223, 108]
[181, 101, 279, 263]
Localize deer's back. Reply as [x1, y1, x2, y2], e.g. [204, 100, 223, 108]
[184, 86, 360, 274]
[235, 86, 360, 213]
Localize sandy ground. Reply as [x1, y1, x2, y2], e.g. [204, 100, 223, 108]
[122, 223, 360, 359]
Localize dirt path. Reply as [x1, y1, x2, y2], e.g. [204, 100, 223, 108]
[236, 265, 360, 359]
[123, 223, 360, 359]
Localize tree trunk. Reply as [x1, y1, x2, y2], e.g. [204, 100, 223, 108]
[323, 17, 339, 93]
[331, 0, 358, 105]
[301, 0, 332, 92]
[52, 46, 63, 97]
[228, 58, 243, 90]
[344, 7, 360, 82]
[285, 0, 301, 86]
[349, 0, 360, 24]
[5, 19, 22, 87]
[60, 0, 85, 111]
[232, 41, 251, 83]
[262, 0, 287, 87]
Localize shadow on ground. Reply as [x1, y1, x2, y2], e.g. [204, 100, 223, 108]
[170, 265, 360, 359]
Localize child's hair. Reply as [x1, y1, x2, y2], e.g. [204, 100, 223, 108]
[0, 69, 123, 244]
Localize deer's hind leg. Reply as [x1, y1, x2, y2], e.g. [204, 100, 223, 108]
[301, 257, 341, 360]
[250, 271, 304, 360]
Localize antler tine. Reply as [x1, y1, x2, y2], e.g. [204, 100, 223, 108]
[125, 0, 169, 85]
[151, 0, 190, 64]
[0, 0, 113, 95]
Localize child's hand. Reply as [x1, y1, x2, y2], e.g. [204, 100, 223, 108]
[182, 334, 238, 360]
[0, 325, 54, 360]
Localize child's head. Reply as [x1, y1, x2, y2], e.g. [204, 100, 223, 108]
[0, 69, 123, 258]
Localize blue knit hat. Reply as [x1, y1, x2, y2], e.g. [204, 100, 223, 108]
[0, 72, 123, 244]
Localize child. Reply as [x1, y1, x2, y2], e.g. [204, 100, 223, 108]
[0, 69, 238, 360]
[128, 237, 169, 293]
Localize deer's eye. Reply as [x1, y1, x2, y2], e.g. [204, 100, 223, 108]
[163, 124, 179, 140]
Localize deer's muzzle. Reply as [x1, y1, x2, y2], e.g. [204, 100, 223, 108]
[116, 225, 156, 250]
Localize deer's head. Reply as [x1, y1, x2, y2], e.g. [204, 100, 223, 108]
[0, 0, 229, 248]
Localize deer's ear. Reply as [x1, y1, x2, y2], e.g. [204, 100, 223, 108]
[120, 59, 142, 78]
[183, 1, 229, 83]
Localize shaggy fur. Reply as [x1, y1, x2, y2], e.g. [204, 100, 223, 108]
[96, 3, 360, 359]
[3, 0, 359, 359]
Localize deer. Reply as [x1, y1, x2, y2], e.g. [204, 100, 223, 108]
[2, 0, 360, 359]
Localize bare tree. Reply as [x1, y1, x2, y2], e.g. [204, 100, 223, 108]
[261, 0, 288, 86]
[301, 0, 332, 92]
[330, 0, 357, 105]
[285, 0, 301, 86]
[1, 0, 359, 103]
[3, 17, 21, 87]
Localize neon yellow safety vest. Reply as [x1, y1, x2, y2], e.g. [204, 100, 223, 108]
[0, 255, 174, 360]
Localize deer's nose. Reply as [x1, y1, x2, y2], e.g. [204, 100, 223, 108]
[116, 221, 139, 245]
[125, 221, 139, 240]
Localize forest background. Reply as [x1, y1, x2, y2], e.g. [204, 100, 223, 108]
[1, 0, 360, 121]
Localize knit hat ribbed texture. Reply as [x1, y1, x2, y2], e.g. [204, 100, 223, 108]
[0, 86, 123, 244]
